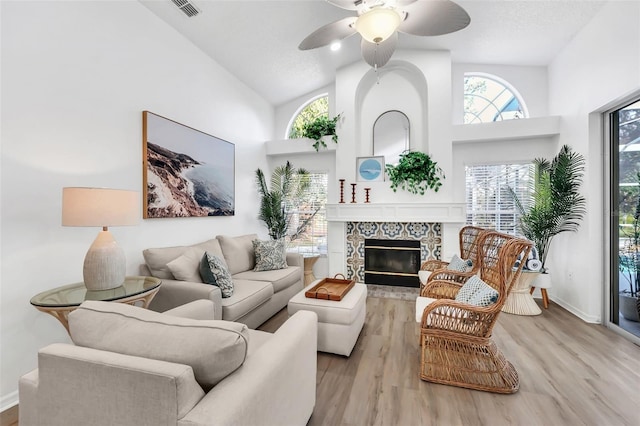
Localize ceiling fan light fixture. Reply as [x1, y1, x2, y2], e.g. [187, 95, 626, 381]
[355, 7, 401, 44]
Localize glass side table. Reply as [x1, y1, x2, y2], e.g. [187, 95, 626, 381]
[30, 276, 161, 333]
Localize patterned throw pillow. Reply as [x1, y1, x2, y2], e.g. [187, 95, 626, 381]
[253, 239, 288, 272]
[454, 275, 498, 307]
[447, 253, 474, 272]
[199, 252, 234, 298]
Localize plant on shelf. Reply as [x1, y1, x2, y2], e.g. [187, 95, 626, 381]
[385, 150, 444, 195]
[298, 114, 341, 152]
[255, 161, 319, 242]
[619, 171, 640, 321]
[509, 145, 586, 276]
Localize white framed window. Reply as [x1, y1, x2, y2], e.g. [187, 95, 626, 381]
[287, 95, 329, 139]
[286, 172, 328, 256]
[464, 73, 527, 124]
[465, 163, 534, 234]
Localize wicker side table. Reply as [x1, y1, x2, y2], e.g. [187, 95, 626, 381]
[502, 271, 541, 315]
[303, 255, 320, 286]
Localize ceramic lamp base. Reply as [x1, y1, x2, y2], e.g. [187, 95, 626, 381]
[83, 230, 126, 291]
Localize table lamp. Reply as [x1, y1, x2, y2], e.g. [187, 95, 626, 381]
[62, 187, 139, 291]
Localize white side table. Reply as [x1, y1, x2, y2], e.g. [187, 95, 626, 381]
[502, 271, 542, 315]
[530, 272, 551, 309]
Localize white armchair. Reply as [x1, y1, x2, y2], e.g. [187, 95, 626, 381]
[19, 300, 318, 426]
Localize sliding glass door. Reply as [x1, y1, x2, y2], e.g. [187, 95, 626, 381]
[610, 98, 640, 339]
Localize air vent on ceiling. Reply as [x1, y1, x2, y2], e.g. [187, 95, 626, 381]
[171, 0, 200, 18]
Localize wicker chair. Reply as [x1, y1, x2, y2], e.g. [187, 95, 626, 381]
[418, 231, 533, 393]
[419, 226, 489, 287]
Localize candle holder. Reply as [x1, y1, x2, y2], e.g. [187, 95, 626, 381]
[364, 188, 371, 203]
[350, 183, 357, 203]
[339, 179, 345, 204]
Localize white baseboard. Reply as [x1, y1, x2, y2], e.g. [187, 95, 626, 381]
[1, 390, 18, 413]
[542, 295, 601, 323]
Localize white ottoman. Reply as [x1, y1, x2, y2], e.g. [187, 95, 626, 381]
[288, 281, 367, 356]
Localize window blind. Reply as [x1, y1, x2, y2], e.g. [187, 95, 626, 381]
[465, 163, 533, 235]
[286, 172, 328, 255]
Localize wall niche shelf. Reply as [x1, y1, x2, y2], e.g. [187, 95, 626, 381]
[452, 116, 560, 144]
[265, 138, 337, 157]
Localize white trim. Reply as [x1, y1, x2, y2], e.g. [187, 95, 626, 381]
[1, 390, 19, 413]
[326, 203, 466, 223]
[602, 89, 640, 336]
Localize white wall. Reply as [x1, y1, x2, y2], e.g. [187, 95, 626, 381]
[547, 0, 640, 322]
[0, 0, 273, 407]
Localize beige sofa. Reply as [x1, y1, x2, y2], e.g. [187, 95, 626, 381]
[142, 234, 304, 329]
[19, 300, 318, 426]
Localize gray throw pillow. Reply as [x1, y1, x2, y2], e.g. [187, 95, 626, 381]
[455, 275, 499, 307]
[253, 238, 288, 272]
[200, 252, 234, 298]
[447, 253, 474, 272]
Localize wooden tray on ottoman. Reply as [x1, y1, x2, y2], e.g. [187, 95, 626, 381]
[305, 275, 356, 301]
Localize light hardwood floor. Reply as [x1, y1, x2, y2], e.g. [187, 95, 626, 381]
[262, 297, 640, 426]
[3, 297, 639, 426]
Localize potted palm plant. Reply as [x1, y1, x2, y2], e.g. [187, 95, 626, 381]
[255, 161, 318, 242]
[510, 145, 586, 287]
[619, 172, 640, 321]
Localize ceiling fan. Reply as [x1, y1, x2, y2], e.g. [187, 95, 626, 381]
[299, 0, 470, 69]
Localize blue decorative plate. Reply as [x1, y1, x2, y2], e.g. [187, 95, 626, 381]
[359, 158, 382, 180]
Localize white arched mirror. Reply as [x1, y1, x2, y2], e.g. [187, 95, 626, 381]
[373, 110, 410, 165]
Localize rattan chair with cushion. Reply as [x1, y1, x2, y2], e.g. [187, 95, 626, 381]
[419, 226, 489, 286]
[418, 231, 532, 394]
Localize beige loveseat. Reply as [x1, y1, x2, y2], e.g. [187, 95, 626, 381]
[142, 234, 304, 329]
[19, 300, 318, 426]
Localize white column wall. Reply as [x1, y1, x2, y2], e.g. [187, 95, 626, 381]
[547, 0, 640, 322]
[1, 0, 273, 407]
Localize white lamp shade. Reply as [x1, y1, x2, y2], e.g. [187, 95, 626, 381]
[62, 187, 139, 227]
[355, 8, 401, 44]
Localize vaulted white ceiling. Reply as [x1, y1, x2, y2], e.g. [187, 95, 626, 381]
[140, 0, 607, 106]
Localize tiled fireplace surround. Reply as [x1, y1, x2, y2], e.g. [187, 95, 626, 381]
[326, 203, 466, 284]
[346, 221, 441, 283]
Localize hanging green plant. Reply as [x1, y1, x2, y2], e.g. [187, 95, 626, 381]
[385, 151, 445, 195]
[299, 114, 341, 151]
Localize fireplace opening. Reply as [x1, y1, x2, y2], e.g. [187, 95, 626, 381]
[364, 238, 420, 287]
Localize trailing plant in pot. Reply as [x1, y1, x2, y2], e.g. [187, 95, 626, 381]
[385, 150, 444, 195]
[255, 161, 318, 242]
[619, 172, 640, 321]
[510, 144, 586, 281]
[299, 114, 341, 152]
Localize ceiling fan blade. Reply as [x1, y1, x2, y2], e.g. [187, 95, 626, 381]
[398, 0, 470, 36]
[299, 17, 357, 50]
[361, 32, 397, 68]
[327, 0, 417, 10]
[325, 0, 360, 11]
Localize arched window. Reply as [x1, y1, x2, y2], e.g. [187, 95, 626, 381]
[464, 74, 527, 124]
[287, 95, 329, 139]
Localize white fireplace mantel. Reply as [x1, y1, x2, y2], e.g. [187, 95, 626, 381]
[326, 203, 466, 223]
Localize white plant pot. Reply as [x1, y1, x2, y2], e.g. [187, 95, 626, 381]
[533, 272, 552, 290]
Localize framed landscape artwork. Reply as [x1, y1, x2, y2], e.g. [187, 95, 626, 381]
[142, 111, 235, 218]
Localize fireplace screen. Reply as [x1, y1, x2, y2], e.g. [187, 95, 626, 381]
[364, 239, 420, 287]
